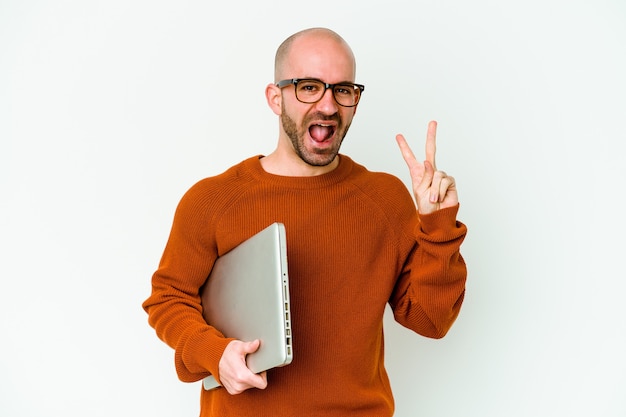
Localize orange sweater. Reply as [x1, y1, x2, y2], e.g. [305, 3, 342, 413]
[142, 155, 467, 416]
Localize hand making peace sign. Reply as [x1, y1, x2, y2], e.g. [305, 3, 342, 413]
[395, 121, 458, 215]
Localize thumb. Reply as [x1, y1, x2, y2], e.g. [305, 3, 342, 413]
[242, 339, 262, 354]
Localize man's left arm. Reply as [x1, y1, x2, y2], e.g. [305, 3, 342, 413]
[390, 204, 467, 338]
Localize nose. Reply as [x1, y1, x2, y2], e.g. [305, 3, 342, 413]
[314, 87, 339, 114]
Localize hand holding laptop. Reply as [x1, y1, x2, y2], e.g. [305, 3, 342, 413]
[218, 339, 268, 394]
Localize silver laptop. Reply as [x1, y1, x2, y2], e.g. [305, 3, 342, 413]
[200, 222, 293, 390]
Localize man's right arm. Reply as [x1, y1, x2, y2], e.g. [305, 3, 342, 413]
[142, 182, 232, 382]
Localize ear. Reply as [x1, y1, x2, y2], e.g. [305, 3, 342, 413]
[265, 83, 282, 116]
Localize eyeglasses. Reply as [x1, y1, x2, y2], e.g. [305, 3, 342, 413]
[276, 78, 365, 107]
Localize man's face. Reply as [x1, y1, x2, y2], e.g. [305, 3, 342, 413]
[280, 98, 353, 167]
[278, 36, 358, 167]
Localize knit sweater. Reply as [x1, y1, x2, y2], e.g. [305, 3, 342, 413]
[142, 154, 467, 417]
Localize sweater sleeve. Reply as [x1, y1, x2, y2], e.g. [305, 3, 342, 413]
[142, 182, 234, 383]
[389, 204, 467, 339]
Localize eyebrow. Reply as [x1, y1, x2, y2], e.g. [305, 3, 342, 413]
[299, 77, 357, 85]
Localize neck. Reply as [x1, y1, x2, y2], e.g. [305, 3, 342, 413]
[260, 149, 339, 177]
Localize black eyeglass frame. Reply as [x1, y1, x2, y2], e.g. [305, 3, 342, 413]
[276, 78, 365, 107]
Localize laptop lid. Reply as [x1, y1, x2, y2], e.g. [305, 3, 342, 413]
[200, 222, 293, 390]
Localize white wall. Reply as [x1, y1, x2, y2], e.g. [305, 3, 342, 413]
[1, 1, 625, 416]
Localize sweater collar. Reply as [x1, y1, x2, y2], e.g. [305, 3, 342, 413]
[244, 154, 355, 189]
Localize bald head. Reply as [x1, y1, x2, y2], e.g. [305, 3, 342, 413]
[274, 28, 356, 82]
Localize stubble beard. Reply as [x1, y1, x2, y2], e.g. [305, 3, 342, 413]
[280, 110, 351, 167]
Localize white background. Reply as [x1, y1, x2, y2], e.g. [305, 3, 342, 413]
[1, 1, 625, 416]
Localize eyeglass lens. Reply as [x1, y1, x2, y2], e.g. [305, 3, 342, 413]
[295, 80, 360, 106]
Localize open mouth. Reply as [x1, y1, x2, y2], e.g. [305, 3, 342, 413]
[309, 123, 336, 142]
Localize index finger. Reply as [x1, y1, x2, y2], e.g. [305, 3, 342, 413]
[426, 120, 437, 170]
